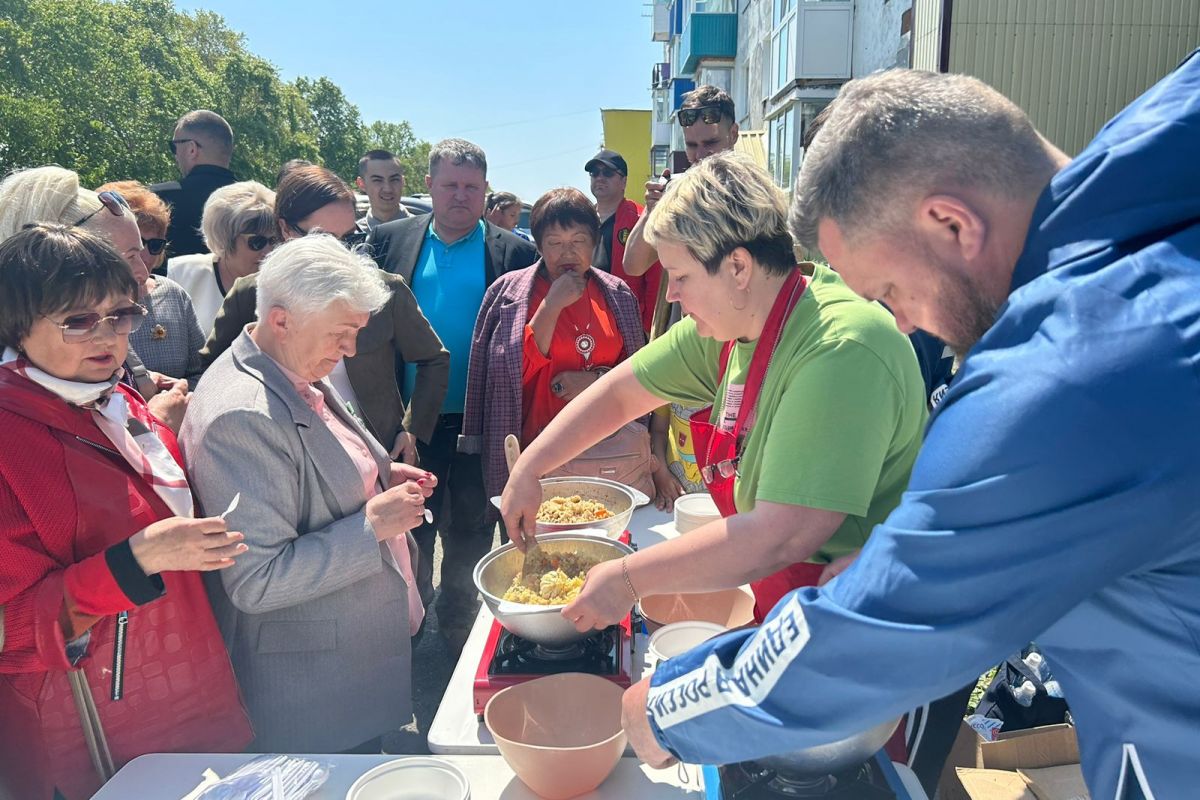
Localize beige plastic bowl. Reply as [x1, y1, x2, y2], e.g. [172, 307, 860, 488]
[648, 620, 726, 662]
[484, 672, 627, 800]
[673, 492, 721, 534]
[637, 585, 756, 633]
[345, 757, 469, 800]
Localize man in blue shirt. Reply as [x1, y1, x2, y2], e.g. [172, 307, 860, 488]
[368, 140, 538, 647]
[624, 53, 1200, 799]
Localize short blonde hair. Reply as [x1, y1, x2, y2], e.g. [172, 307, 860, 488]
[0, 166, 105, 243]
[644, 151, 795, 275]
[200, 180, 276, 258]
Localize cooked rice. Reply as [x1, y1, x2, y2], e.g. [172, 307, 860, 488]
[536, 495, 612, 524]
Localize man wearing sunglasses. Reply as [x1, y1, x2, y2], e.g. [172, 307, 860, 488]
[151, 110, 239, 263]
[621, 85, 740, 302]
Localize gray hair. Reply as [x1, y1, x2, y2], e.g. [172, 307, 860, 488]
[256, 235, 391, 320]
[428, 138, 487, 178]
[644, 151, 796, 275]
[0, 166, 107, 243]
[200, 181, 276, 259]
[790, 69, 1058, 252]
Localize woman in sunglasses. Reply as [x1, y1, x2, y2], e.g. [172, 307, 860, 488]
[0, 225, 252, 800]
[166, 180, 277, 335]
[502, 153, 927, 637]
[97, 181, 205, 384]
[0, 166, 189, 431]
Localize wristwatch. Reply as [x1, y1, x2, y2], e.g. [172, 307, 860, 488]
[592, 366, 611, 377]
[552, 381, 565, 395]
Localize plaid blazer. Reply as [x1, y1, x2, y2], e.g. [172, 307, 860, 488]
[459, 263, 646, 517]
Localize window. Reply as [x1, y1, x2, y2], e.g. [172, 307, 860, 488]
[736, 61, 750, 123]
[688, 0, 734, 12]
[798, 98, 832, 150]
[697, 65, 732, 93]
[770, 0, 797, 94]
[651, 146, 670, 177]
[654, 89, 672, 125]
[768, 109, 795, 190]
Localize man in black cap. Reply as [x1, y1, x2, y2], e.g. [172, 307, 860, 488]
[152, 110, 239, 264]
[584, 148, 657, 335]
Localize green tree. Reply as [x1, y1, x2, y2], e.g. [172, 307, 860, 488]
[0, 0, 429, 193]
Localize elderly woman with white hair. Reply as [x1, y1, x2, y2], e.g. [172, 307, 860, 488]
[180, 234, 434, 753]
[166, 180, 276, 335]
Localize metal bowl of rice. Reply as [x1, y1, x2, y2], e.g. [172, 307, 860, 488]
[491, 477, 649, 539]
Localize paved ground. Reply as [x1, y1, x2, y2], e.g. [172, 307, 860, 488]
[382, 528, 501, 754]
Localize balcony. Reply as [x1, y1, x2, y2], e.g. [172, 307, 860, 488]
[652, 2, 671, 42]
[679, 12, 737, 75]
[652, 62, 671, 89]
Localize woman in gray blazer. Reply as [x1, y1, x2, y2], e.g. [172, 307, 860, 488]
[180, 235, 433, 753]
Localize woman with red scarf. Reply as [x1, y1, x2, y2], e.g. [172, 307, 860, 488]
[0, 226, 251, 800]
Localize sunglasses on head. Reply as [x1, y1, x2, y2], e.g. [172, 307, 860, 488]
[141, 237, 168, 256]
[243, 233, 279, 252]
[287, 221, 368, 249]
[74, 190, 130, 227]
[168, 138, 201, 155]
[678, 104, 730, 127]
[44, 303, 148, 343]
[589, 167, 621, 179]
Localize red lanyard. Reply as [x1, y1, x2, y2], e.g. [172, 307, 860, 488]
[712, 269, 807, 448]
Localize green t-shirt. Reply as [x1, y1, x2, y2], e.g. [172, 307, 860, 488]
[631, 263, 927, 562]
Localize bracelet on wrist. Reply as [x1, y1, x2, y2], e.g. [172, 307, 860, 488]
[621, 556, 639, 602]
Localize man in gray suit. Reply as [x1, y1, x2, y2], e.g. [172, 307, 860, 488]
[181, 236, 432, 753]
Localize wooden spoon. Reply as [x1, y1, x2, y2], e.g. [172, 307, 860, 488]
[504, 434, 542, 575]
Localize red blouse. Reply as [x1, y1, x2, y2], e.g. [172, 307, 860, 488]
[522, 275, 623, 445]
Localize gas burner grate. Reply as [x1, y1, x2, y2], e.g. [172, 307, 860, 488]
[489, 625, 621, 677]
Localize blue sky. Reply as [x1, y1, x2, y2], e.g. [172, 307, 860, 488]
[175, 0, 662, 202]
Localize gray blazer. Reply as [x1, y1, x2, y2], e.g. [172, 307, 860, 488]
[180, 330, 416, 752]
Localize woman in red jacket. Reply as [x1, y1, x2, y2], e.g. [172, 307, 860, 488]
[0, 225, 252, 800]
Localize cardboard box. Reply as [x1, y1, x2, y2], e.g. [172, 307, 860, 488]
[938, 722, 1085, 800]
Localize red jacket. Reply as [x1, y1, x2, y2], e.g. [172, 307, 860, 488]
[609, 198, 663, 335]
[0, 371, 251, 800]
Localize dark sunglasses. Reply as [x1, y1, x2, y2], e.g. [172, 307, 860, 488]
[678, 104, 730, 127]
[44, 303, 148, 343]
[168, 138, 201, 155]
[589, 167, 622, 179]
[243, 233, 279, 252]
[141, 237, 168, 256]
[74, 190, 130, 227]
[287, 222, 368, 249]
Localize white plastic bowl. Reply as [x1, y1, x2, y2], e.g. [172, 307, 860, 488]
[345, 757, 470, 800]
[673, 492, 721, 534]
[648, 620, 726, 662]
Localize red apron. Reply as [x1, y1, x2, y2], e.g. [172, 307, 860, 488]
[687, 270, 820, 623]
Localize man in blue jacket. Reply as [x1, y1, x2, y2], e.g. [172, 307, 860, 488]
[623, 52, 1200, 799]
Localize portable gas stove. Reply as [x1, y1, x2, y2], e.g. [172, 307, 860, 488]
[472, 531, 638, 718]
[702, 752, 923, 799]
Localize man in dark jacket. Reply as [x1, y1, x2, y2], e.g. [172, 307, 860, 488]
[152, 110, 239, 263]
[368, 138, 538, 649]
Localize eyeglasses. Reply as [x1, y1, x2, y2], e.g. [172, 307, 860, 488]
[287, 222, 368, 249]
[588, 167, 621, 179]
[141, 237, 168, 256]
[43, 303, 148, 343]
[169, 138, 201, 155]
[678, 104, 730, 127]
[243, 233, 280, 252]
[700, 456, 740, 485]
[74, 190, 130, 227]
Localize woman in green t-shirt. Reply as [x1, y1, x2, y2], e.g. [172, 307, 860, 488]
[501, 152, 927, 628]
